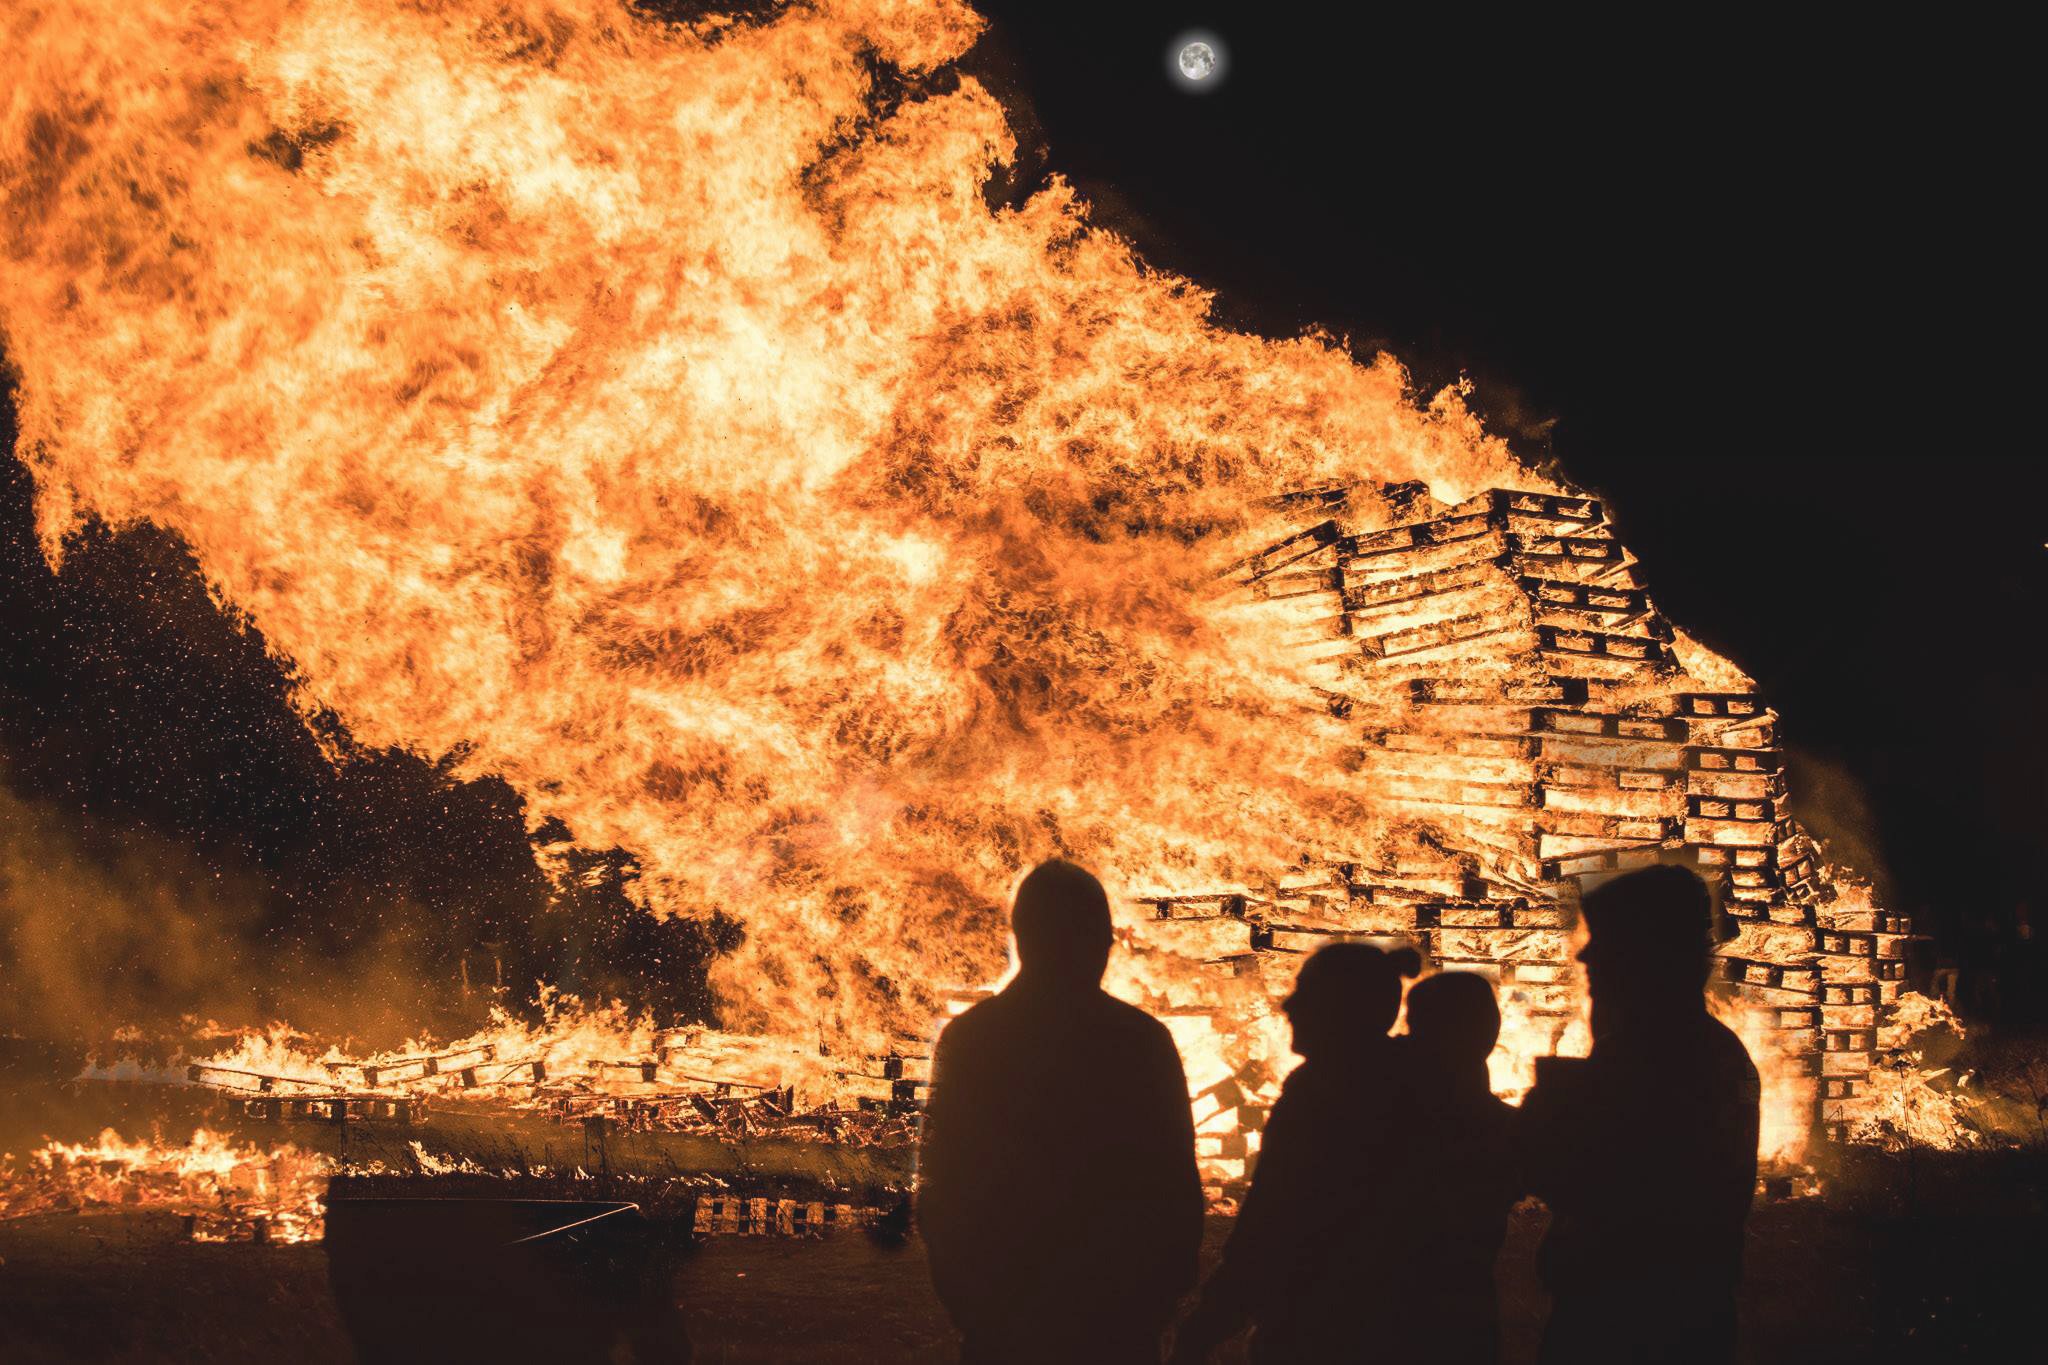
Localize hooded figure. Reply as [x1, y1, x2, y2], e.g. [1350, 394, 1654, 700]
[917, 859, 1204, 1363]
[1171, 941, 1422, 1363]
[1520, 864, 1760, 1364]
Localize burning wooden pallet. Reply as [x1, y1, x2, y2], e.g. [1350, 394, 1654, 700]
[1134, 483, 1919, 1187]
[173, 1035, 927, 1152]
[116, 483, 1911, 1196]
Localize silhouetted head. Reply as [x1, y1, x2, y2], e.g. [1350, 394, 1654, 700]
[1010, 859, 1114, 989]
[1577, 864, 1718, 1034]
[1282, 942, 1422, 1060]
[1404, 970, 1501, 1070]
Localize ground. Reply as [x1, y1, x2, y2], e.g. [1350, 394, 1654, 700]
[3, 1148, 2044, 1364]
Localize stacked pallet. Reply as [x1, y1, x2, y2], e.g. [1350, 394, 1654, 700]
[1121, 483, 1917, 1182]
[177, 1035, 923, 1148]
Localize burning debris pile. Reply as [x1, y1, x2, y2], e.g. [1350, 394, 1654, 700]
[42, 481, 1927, 1201]
[0, 0, 1951, 1205]
[162, 1001, 927, 1148]
[0, 1128, 325, 1242]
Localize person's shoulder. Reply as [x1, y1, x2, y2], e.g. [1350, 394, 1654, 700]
[1271, 1060, 1325, 1106]
[1097, 990, 1169, 1029]
[1701, 1010, 1756, 1059]
[1701, 1012, 1763, 1089]
[934, 993, 1008, 1051]
[1094, 993, 1182, 1051]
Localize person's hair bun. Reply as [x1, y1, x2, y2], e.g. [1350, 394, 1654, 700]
[1388, 945, 1423, 978]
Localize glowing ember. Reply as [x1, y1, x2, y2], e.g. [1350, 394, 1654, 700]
[0, 1129, 327, 1243]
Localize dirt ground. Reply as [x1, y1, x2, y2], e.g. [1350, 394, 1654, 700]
[3, 1153, 2044, 1365]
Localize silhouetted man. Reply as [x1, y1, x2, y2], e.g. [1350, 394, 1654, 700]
[1387, 970, 1521, 1363]
[1171, 942, 1421, 1363]
[917, 859, 1204, 1363]
[1521, 864, 1760, 1364]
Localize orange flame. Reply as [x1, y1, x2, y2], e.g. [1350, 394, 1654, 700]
[0, 1128, 326, 1241]
[1, 0, 1524, 1049]
[1, 1, 1956, 1174]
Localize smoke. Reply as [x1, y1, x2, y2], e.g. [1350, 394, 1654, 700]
[0, 776, 262, 1038]
[1783, 749, 1894, 906]
[0, 772, 503, 1045]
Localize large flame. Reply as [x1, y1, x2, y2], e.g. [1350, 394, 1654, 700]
[2, 0, 1530, 1048]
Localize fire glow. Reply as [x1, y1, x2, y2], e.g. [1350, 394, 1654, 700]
[0, 0, 1952, 1187]
[0, 1128, 326, 1243]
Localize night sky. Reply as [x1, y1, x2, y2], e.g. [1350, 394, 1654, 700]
[963, 5, 2042, 943]
[1, 4, 2037, 1037]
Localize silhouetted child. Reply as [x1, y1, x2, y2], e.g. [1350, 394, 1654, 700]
[1171, 942, 1422, 1363]
[1383, 970, 1522, 1364]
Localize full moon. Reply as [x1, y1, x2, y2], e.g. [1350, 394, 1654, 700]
[1178, 41, 1217, 82]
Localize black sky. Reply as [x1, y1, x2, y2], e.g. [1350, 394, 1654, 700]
[964, 4, 2043, 940]
[1, 4, 2037, 1035]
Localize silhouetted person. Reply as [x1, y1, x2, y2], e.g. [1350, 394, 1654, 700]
[1171, 942, 1422, 1363]
[917, 859, 1204, 1363]
[1381, 970, 1522, 1364]
[1521, 865, 1760, 1364]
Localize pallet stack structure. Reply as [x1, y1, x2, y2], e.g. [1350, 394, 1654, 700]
[1101, 483, 1918, 1193]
